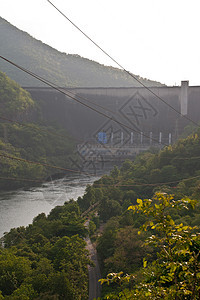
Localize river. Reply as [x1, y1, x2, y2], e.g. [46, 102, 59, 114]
[0, 174, 100, 238]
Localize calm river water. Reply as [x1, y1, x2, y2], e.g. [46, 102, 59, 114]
[0, 174, 100, 238]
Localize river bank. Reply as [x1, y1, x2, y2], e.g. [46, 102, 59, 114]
[0, 173, 100, 237]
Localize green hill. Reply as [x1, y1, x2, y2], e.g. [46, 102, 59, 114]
[0, 71, 75, 190]
[0, 17, 164, 88]
[0, 69, 34, 119]
[76, 130, 200, 299]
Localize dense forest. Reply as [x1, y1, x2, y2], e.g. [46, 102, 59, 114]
[0, 200, 90, 299]
[77, 128, 200, 299]
[0, 17, 164, 88]
[0, 71, 76, 190]
[0, 125, 200, 298]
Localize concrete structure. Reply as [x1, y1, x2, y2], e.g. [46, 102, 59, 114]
[24, 82, 200, 172]
[25, 82, 198, 144]
[180, 81, 189, 115]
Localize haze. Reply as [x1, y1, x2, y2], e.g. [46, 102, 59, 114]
[1, 0, 200, 86]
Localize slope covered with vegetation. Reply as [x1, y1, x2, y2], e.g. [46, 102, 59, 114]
[0, 17, 164, 88]
[76, 128, 200, 299]
[0, 71, 76, 190]
[0, 125, 200, 298]
[0, 200, 90, 299]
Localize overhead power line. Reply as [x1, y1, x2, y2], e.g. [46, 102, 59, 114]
[93, 174, 200, 188]
[0, 55, 169, 147]
[0, 176, 45, 183]
[0, 152, 94, 177]
[47, 0, 199, 128]
[0, 114, 85, 144]
[0, 115, 73, 141]
[1, 172, 200, 187]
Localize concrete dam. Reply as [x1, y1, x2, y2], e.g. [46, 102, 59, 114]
[24, 81, 200, 172]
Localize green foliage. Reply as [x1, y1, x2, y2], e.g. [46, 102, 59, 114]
[99, 198, 122, 222]
[0, 249, 32, 296]
[77, 185, 97, 212]
[104, 227, 147, 274]
[101, 193, 200, 299]
[103, 129, 200, 201]
[110, 166, 120, 179]
[99, 272, 135, 299]
[74, 129, 200, 298]
[97, 218, 120, 272]
[0, 201, 91, 299]
[0, 123, 75, 190]
[0, 18, 164, 88]
[0, 71, 34, 118]
[91, 214, 100, 229]
[7, 284, 37, 300]
[89, 220, 96, 236]
[0, 70, 76, 190]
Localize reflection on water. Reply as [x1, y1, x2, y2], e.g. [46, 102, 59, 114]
[0, 174, 99, 238]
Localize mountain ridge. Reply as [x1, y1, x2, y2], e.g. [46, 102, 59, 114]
[0, 17, 165, 88]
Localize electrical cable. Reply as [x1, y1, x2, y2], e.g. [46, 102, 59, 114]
[173, 156, 200, 160]
[0, 176, 45, 183]
[27, 86, 179, 135]
[0, 114, 84, 144]
[157, 155, 200, 160]
[93, 174, 200, 187]
[1, 171, 199, 187]
[0, 152, 95, 177]
[46, 0, 200, 128]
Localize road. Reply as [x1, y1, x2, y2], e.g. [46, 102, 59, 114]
[85, 220, 101, 300]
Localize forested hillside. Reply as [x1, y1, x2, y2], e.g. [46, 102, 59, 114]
[0, 200, 90, 299]
[0, 17, 164, 88]
[0, 71, 76, 190]
[77, 129, 200, 299]
[1, 120, 200, 298]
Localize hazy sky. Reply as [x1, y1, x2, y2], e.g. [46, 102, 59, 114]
[1, 0, 200, 86]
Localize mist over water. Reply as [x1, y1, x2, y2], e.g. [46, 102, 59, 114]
[0, 174, 99, 238]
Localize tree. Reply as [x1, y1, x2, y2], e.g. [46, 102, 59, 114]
[0, 249, 32, 296]
[99, 198, 122, 222]
[49, 235, 90, 299]
[101, 193, 200, 299]
[97, 218, 120, 269]
[89, 220, 96, 236]
[110, 166, 120, 179]
[104, 227, 146, 274]
[7, 283, 37, 300]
